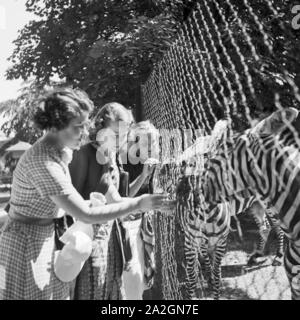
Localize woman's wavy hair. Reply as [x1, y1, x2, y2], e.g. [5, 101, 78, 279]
[127, 120, 160, 156]
[89, 102, 135, 141]
[34, 87, 94, 131]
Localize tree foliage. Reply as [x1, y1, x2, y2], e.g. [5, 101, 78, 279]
[3, 0, 300, 140]
[167, 0, 300, 132]
[0, 81, 65, 144]
[214, 0, 300, 130]
[2, 0, 198, 143]
[6, 0, 193, 114]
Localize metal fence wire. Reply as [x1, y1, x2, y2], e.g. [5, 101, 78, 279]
[142, 0, 300, 300]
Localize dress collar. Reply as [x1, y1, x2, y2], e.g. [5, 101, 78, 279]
[40, 136, 73, 165]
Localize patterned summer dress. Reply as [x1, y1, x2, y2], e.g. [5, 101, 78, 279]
[0, 138, 76, 300]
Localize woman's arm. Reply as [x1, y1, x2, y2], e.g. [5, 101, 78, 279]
[129, 174, 147, 197]
[93, 170, 123, 203]
[50, 190, 175, 224]
[129, 164, 155, 197]
[105, 183, 123, 203]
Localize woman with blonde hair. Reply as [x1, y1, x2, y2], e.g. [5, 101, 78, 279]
[0, 91, 174, 300]
[121, 120, 160, 300]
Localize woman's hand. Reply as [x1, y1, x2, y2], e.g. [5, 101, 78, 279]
[141, 163, 156, 179]
[141, 158, 159, 179]
[138, 194, 176, 212]
[129, 159, 158, 197]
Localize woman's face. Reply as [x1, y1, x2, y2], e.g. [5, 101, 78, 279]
[96, 111, 132, 153]
[57, 111, 90, 150]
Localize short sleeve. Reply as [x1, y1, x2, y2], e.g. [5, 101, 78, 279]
[27, 159, 76, 198]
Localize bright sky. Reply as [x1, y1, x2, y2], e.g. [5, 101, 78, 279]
[0, 0, 35, 103]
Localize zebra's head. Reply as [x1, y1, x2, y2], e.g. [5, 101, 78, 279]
[250, 107, 299, 136]
[201, 107, 299, 206]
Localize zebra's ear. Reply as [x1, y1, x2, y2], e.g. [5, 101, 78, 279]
[252, 107, 299, 135]
[268, 108, 299, 133]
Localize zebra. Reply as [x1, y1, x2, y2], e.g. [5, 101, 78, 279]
[201, 107, 300, 300]
[177, 177, 284, 299]
[229, 194, 285, 267]
[176, 174, 231, 300]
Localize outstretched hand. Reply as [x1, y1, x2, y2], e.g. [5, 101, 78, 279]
[142, 158, 160, 178]
[138, 193, 176, 213]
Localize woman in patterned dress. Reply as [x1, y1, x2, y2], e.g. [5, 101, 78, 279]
[0, 89, 175, 300]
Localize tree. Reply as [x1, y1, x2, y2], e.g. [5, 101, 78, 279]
[4, 0, 300, 137]
[163, 0, 300, 132]
[2, 0, 200, 143]
[6, 0, 194, 120]
[0, 80, 66, 145]
[4, 153, 18, 174]
[212, 0, 300, 130]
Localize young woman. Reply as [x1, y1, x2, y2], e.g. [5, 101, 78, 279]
[0, 90, 175, 300]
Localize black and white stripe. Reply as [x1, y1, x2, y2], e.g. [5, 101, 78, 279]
[229, 195, 284, 266]
[202, 120, 300, 300]
[177, 174, 230, 300]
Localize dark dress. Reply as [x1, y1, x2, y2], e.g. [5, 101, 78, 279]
[123, 163, 153, 196]
[69, 143, 125, 300]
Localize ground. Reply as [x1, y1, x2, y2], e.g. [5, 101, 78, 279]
[199, 216, 290, 300]
[219, 250, 290, 300]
